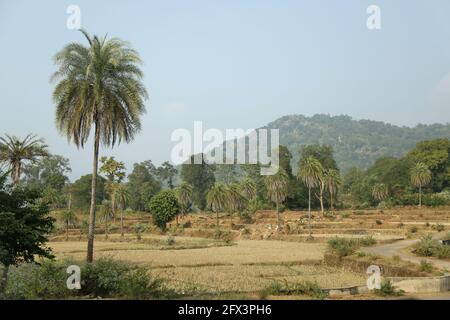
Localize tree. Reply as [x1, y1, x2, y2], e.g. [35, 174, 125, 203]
[264, 169, 289, 229]
[298, 156, 324, 236]
[224, 183, 247, 223]
[325, 169, 341, 211]
[60, 209, 77, 241]
[99, 200, 113, 240]
[127, 161, 161, 211]
[181, 154, 215, 210]
[148, 190, 180, 231]
[71, 174, 107, 210]
[206, 183, 227, 227]
[175, 183, 193, 220]
[100, 156, 126, 221]
[22, 154, 71, 191]
[372, 183, 388, 203]
[410, 162, 432, 207]
[114, 184, 130, 239]
[156, 161, 178, 189]
[52, 30, 148, 262]
[300, 145, 338, 172]
[0, 180, 55, 293]
[0, 134, 49, 187]
[240, 178, 257, 201]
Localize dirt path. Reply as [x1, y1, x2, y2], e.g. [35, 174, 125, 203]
[362, 233, 450, 271]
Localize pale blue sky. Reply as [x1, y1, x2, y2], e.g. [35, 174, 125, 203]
[2, 0, 450, 179]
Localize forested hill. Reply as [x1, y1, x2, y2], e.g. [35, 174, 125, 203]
[263, 114, 450, 172]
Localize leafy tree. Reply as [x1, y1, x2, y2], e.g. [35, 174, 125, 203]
[410, 162, 432, 207]
[156, 161, 178, 189]
[100, 156, 126, 220]
[181, 154, 215, 210]
[148, 190, 180, 231]
[127, 161, 161, 211]
[206, 183, 227, 226]
[215, 164, 240, 184]
[0, 178, 55, 293]
[372, 183, 388, 203]
[300, 144, 338, 172]
[52, 30, 148, 262]
[22, 154, 71, 191]
[114, 184, 130, 238]
[298, 156, 324, 235]
[264, 169, 289, 229]
[71, 174, 107, 210]
[0, 134, 49, 187]
[175, 183, 193, 219]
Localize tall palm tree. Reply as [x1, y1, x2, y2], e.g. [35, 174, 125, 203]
[175, 183, 193, 219]
[0, 134, 49, 187]
[51, 30, 147, 262]
[410, 162, 432, 207]
[325, 169, 341, 211]
[114, 184, 130, 239]
[206, 183, 227, 227]
[264, 169, 289, 229]
[298, 156, 323, 236]
[99, 200, 114, 240]
[372, 183, 388, 203]
[225, 183, 247, 223]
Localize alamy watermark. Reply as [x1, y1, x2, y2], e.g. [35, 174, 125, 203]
[171, 121, 279, 175]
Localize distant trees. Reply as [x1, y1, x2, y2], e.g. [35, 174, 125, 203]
[0, 134, 49, 187]
[99, 156, 126, 220]
[410, 162, 432, 207]
[156, 161, 178, 189]
[175, 183, 193, 219]
[206, 183, 227, 226]
[325, 169, 341, 211]
[372, 183, 388, 203]
[127, 161, 161, 212]
[114, 184, 130, 238]
[181, 154, 215, 210]
[52, 30, 148, 262]
[71, 174, 107, 210]
[264, 169, 289, 229]
[60, 209, 77, 241]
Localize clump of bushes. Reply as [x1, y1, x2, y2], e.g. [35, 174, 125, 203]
[3, 258, 170, 300]
[262, 280, 327, 300]
[133, 223, 148, 240]
[327, 236, 377, 257]
[419, 260, 433, 273]
[413, 236, 450, 259]
[374, 278, 403, 297]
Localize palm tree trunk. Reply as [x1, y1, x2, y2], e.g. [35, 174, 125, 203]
[216, 211, 219, 227]
[66, 220, 69, 241]
[319, 184, 324, 214]
[276, 202, 280, 230]
[87, 123, 100, 263]
[12, 162, 21, 187]
[105, 218, 108, 240]
[308, 187, 312, 237]
[419, 185, 422, 208]
[120, 209, 124, 240]
[330, 190, 334, 211]
[0, 265, 9, 293]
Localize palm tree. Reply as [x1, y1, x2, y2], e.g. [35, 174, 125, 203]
[114, 184, 130, 239]
[325, 169, 341, 211]
[410, 162, 432, 207]
[175, 183, 193, 220]
[51, 30, 148, 262]
[99, 200, 114, 240]
[240, 178, 257, 201]
[264, 169, 289, 229]
[206, 183, 227, 227]
[60, 210, 77, 241]
[0, 134, 49, 187]
[225, 183, 247, 224]
[372, 183, 388, 203]
[298, 156, 324, 236]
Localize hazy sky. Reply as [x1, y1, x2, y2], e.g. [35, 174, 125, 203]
[2, 0, 450, 179]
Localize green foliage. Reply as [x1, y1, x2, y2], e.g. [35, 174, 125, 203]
[327, 238, 358, 257]
[374, 278, 403, 296]
[132, 223, 148, 240]
[155, 161, 178, 189]
[181, 154, 215, 210]
[414, 236, 450, 259]
[419, 260, 433, 273]
[127, 161, 161, 212]
[264, 280, 327, 300]
[22, 154, 71, 192]
[71, 174, 107, 210]
[148, 190, 180, 231]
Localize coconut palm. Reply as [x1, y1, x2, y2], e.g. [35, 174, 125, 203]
[51, 30, 148, 262]
[206, 183, 227, 227]
[410, 162, 432, 207]
[99, 200, 114, 240]
[298, 156, 324, 236]
[264, 169, 289, 229]
[325, 169, 341, 211]
[372, 183, 388, 203]
[0, 134, 49, 187]
[175, 183, 193, 219]
[114, 184, 130, 239]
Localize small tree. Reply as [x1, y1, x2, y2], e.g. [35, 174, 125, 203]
[410, 162, 432, 207]
[133, 223, 148, 240]
[60, 209, 77, 241]
[148, 190, 180, 231]
[206, 183, 227, 227]
[114, 184, 130, 239]
[372, 183, 388, 204]
[175, 183, 193, 223]
[99, 200, 114, 240]
[264, 169, 289, 230]
[0, 180, 55, 293]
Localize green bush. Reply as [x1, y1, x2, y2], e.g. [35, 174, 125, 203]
[414, 236, 439, 257]
[374, 278, 403, 296]
[327, 238, 358, 257]
[419, 260, 433, 273]
[148, 190, 180, 231]
[434, 224, 445, 232]
[133, 223, 148, 240]
[433, 245, 450, 259]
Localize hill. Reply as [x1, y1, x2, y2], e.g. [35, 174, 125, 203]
[262, 114, 450, 171]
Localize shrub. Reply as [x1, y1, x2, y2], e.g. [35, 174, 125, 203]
[327, 238, 358, 257]
[148, 190, 180, 231]
[375, 220, 383, 225]
[374, 278, 403, 296]
[360, 236, 377, 247]
[409, 226, 419, 233]
[434, 224, 445, 232]
[414, 236, 439, 257]
[166, 235, 175, 246]
[133, 223, 148, 240]
[419, 260, 433, 273]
